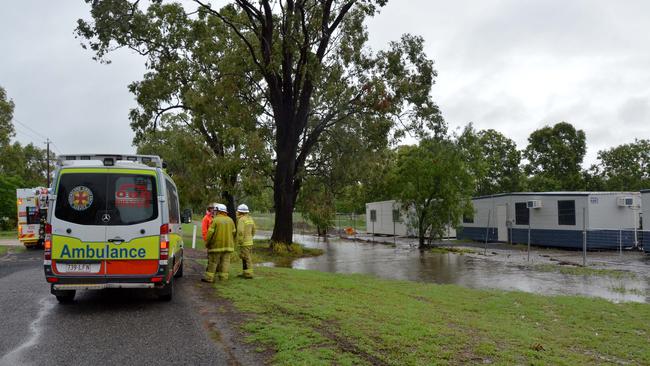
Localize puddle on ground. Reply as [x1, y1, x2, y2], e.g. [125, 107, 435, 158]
[261, 234, 650, 303]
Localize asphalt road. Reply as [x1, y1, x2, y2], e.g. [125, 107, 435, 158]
[0, 249, 232, 366]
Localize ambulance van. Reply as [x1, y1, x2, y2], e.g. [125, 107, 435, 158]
[44, 154, 184, 302]
[16, 187, 48, 248]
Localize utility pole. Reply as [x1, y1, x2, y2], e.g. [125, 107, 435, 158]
[46, 138, 51, 187]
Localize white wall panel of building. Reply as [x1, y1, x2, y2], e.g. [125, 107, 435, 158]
[461, 192, 643, 249]
[365, 200, 456, 237]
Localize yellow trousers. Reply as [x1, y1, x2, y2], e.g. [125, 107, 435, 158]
[239, 246, 254, 278]
[203, 251, 231, 282]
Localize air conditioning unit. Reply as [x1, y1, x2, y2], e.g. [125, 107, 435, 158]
[617, 197, 635, 207]
[527, 200, 543, 209]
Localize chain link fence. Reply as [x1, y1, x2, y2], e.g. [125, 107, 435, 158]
[459, 206, 646, 265]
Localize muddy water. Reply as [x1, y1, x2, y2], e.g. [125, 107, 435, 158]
[282, 234, 650, 303]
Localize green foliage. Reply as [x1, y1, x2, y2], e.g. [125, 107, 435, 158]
[0, 86, 51, 229]
[298, 179, 335, 236]
[0, 87, 15, 146]
[76, 0, 444, 244]
[394, 139, 473, 247]
[524, 122, 586, 191]
[217, 266, 650, 365]
[457, 123, 524, 196]
[592, 139, 650, 191]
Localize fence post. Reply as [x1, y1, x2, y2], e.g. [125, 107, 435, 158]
[582, 207, 587, 267]
[484, 209, 491, 255]
[619, 226, 623, 256]
[192, 224, 197, 249]
[527, 218, 531, 262]
[633, 208, 638, 248]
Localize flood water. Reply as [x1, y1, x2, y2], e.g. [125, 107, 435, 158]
[275, 234, 650, 303]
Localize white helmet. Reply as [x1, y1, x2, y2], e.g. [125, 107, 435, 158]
[237, 204, 249, 213]
[216, 203, 228, 213]
[209, 202, 219, 210]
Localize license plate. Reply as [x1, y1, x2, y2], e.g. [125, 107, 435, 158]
[56, 263, 101, 273]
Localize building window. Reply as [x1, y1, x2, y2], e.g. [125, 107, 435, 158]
[370, 209, 377, 222]
[515, 202, 529, 225]
[558, 200, 576, 226]
[462, 212, 474, 224]
[392, 209, 401, 223]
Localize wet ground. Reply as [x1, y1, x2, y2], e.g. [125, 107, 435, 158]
[259, 232, 650, 303]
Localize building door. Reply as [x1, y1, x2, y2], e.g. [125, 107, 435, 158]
[497, 205, 508, 242]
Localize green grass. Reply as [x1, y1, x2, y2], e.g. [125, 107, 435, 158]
[609, 286, 650, 296]
[0, 230, 17, 239]
[534, 264, 635, 279]
[430, 246, 476, 255]
[0, 245, 25, 256]
[214, 267, 650, 365]
[185, 212, 366, 235]
[251, 212, 366, 233]
[181, 223, 206, 249]
[193, 240, 323, 269]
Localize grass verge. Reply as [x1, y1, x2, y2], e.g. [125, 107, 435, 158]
[430, 246, 476, 255]
[0, 245, 25, 256]
[0, 230, 17, 239]
[534, 264, 635, 279]
[215, 267, 650, 365]
[194, 240, 323, 269]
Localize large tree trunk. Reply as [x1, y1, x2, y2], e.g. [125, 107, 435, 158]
[270, 152, 296, 247]
[222, 190, 237, 224]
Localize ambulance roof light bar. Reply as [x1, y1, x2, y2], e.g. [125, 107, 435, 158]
[56, 154, 163, 168]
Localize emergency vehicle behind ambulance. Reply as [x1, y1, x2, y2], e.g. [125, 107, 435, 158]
[16, 187, 48, 248]
[44, 154, 184, 303]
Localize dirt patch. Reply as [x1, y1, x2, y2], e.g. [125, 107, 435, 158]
[184, 255, 274, 365]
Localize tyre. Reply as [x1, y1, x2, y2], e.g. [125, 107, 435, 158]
[157, 276, 174, 301]
[174, 258, 183, 278]
[55, 290, 76, 303]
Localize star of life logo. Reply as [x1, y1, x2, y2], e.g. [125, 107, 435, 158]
[68, 186, 94, 211]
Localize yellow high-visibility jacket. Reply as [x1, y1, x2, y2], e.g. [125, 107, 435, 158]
[237, 215, 256, 247]
[206, 214, 236, 252]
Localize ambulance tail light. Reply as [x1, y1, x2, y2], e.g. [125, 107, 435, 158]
[159, 224, 169, 260]
[44, 224, 52, 261]
[17, 198, 23, 205]
[18, 225, 22, 235]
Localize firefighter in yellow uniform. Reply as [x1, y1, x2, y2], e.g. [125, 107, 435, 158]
[236, 204, 256, 279]
[203, 203, 236, 282]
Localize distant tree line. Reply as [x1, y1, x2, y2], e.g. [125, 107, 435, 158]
[457, 121, 650, 195]
[0, 86, 53, 230]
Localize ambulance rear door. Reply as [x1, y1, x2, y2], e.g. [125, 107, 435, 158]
[104, 170, 160, 278]
[51, 170, 108, 277]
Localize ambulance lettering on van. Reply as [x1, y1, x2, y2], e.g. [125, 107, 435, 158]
[58, 244, 147, 259]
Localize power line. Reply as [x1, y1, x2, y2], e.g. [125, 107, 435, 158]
[50, 141, 63, 155]
[13, 126, 43, 144]
[12, 118, 47, 140]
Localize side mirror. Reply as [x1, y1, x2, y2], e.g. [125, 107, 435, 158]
[181, 208, 193, 224]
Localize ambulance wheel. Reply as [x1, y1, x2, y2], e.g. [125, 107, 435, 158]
[174, 258, 183, 278]
[158, 276, 174, 301]
[55, 290, 76, 303]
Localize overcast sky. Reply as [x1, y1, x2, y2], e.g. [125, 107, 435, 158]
[1, 0, 649, 166]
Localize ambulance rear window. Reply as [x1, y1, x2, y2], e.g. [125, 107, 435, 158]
[55, 173, 158, 226]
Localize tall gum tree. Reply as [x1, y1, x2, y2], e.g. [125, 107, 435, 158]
[77, 0, 444, 245]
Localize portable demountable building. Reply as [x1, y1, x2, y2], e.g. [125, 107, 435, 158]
[460, 192, 641, 250]
[366, 200, 411, 236]
[365, 200, 456, 238]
